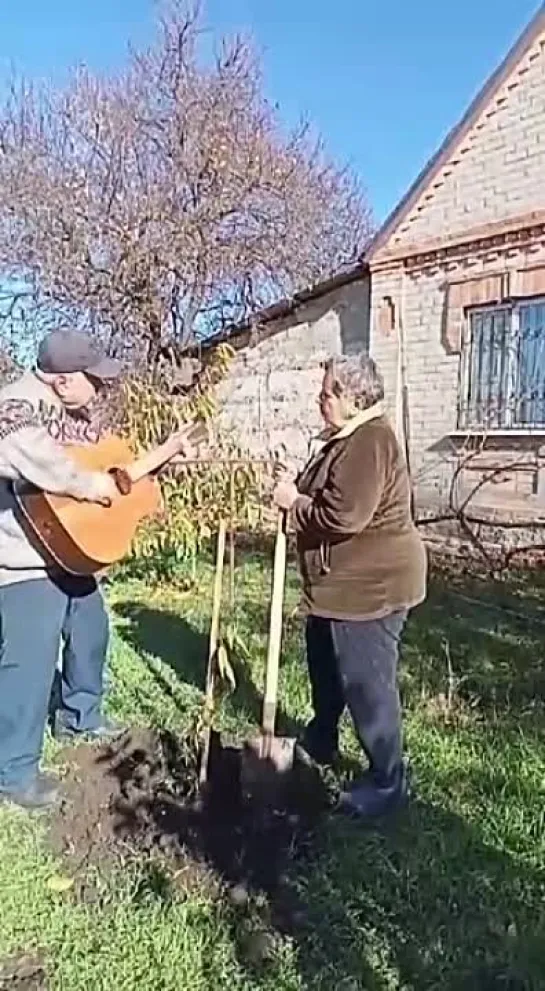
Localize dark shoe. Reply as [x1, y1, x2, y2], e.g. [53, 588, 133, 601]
[0, 772, 61, 811]
[54, 715, 127, 744]
[298, 723, 339, 766]
[337, 766, 410, 821]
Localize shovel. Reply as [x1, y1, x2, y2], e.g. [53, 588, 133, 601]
[199, 519, 227, 790]
[242, 510, 296, 800]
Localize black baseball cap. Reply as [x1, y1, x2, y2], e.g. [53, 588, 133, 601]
[37, 330, 122, 381]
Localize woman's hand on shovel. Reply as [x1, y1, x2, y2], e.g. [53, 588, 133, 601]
[272, 444, 298, 482]
[273, 479, 299, 512]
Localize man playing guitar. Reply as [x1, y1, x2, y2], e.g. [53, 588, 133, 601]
[0, 329, 192, 810]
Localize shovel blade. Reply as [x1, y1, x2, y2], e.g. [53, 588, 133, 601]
[241, 734, 296, 801]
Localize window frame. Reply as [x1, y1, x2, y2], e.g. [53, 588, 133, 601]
[458, 296, 545, 432]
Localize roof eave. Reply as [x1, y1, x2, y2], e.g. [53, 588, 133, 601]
[364, 3, 545, 264]
[196, 261, 369, 352]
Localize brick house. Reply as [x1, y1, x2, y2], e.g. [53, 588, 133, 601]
[215, 6, 545, 533]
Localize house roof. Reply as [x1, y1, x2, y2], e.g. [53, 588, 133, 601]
[365, 3, 545, 262]
[197, 262, 368, 351]
[196, 7, 545, 355]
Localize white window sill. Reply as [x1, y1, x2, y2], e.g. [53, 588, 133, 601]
[449, 429, 545, 439]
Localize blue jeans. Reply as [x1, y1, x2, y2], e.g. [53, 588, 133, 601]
[305, 611, 407, 785]
[0, 575, 109, 790]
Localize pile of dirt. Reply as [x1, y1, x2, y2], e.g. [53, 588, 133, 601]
[52, 728, 328, 921]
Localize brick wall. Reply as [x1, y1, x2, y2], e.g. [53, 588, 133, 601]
[216, 240, 545, 526]
[390, 30, 545, 248]
[371, 262, 460, 508]
[370, 238, 545, 520]
[215, 277, 371, 461]
[368, 27, 545, 528]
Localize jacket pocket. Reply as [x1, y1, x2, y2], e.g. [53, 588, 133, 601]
[300, 546, 325, 582]
[325, 535, 358, 574]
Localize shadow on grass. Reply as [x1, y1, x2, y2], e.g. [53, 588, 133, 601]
[403, 572, 544, 720]
[115, 603, 208, 687]
[289, 796, 545, 990]
[114, 601, 302, 737]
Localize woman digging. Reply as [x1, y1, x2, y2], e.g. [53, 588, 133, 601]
[272, 355, 427, 820]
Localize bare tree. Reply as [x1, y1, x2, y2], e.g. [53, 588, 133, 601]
[0, 1, 372, 368]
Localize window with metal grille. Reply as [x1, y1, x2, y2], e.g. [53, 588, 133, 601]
[458, 299, 545, 429]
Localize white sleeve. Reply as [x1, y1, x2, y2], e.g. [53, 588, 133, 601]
[0, 425, 114, 502]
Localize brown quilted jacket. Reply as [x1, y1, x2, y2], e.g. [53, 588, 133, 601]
[292, 410, 427, 621]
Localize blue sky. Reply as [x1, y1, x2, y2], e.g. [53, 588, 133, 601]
[0, 0, 541, 223]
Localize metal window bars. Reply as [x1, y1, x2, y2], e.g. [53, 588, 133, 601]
[459, 298, 545, 430]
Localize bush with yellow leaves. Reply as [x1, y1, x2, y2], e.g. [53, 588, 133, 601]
[119, 343, 272, 581]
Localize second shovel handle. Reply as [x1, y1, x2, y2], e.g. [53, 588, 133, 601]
[262, 510, 287, 737]
[199, 519, 227, 787]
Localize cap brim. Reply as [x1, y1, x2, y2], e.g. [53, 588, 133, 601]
[86, 357, 122, 381]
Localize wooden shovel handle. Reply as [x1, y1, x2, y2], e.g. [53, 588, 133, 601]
[262, 510, 287, 739]
[199, 519, 226, 787]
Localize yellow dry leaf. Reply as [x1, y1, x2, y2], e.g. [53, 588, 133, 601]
[216, 642, 236, 693]
[47, 875, 74, 894]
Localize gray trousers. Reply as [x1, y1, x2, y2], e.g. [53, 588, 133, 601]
[0, 575, 109, 790]
[305, 611, 407, 784]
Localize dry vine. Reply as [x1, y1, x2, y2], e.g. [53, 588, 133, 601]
[415, 431, 545, 573]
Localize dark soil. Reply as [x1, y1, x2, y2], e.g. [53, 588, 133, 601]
[52, 728, 329, 933]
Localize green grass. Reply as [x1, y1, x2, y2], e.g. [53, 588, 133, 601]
[0, 555, 544, 990]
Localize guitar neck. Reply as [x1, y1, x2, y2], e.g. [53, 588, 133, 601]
[126, 421, 208, 484]
[127, 438, 177, 484]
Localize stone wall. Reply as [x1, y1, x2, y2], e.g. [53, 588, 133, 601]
[215, 276, 371, 462]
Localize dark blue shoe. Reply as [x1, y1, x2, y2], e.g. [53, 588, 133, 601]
[337, 765, 410, 820]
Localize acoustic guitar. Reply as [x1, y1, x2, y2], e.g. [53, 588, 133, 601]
[13, 421, 208, 576]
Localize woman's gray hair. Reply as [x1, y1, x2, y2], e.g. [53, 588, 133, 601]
[324, 354, 385, 411]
